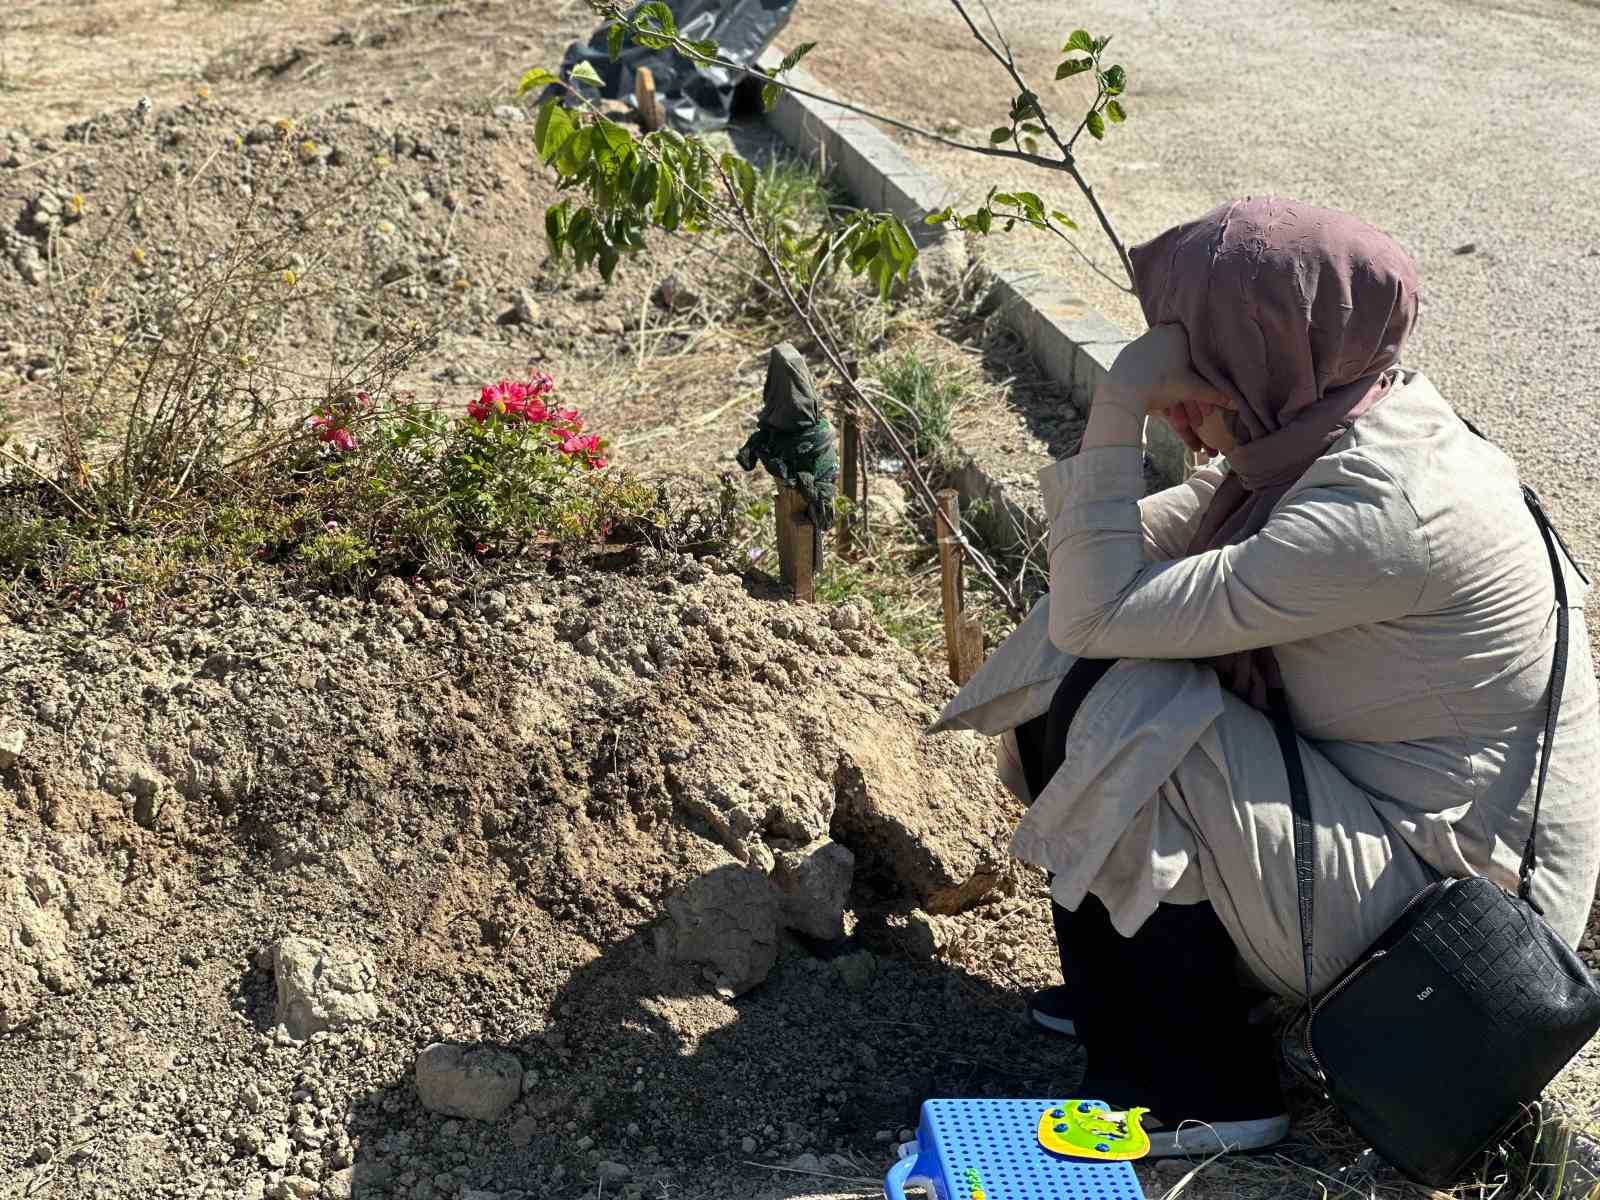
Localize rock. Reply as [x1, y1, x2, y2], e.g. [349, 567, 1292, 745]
[509, 1115, 538, 1148]
[596, 1161, 630, 1184]
[415, 1042, 522, 1122]
[271, 937, 380, 1040]
[373, 575, 410, 607]
[0, 726, 23, 769]
[741, 1136, 758, 1153]
[507, 289, 541, 325]
[653, 863, 779, 995]
[492, 104, 525, 123]
[379, 259, 414, 285]
[651, 275, 699, 313]
[409, 189, 431, 211]
[831, 725, 1018, 913]
[323, 1168, 355, 1199]
[241, 1180, 267, 1200]
[262, 1133, 293, 1168]
[828, 600, 868, 632]
[833, 949, 876, 993]
[770, 840, 854, 941]
[867, 478, 909, 525]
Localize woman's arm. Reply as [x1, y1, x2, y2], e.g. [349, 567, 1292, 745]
[1140, 461, 1229, 560]
[1043, 448, 1427, 658]
[1045, 325, 1427, 659]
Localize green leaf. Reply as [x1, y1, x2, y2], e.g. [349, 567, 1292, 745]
[533, 99, 576, 162]
[1020, 123, 1043, 135]
[685, 38, 719, 61]
[1103, 64, 1127, 94]
[1050, 209, 1079, 230]
[779, 41, 817, 72]
[544, 201, 569, 254]
[1085, 110, 1105, 140]
[924, 207, 953, 225]
[1055, 57, 1092, 80]
[606, 24, 625, 62]
[1106, 99, 1126, 124]
[974, 207, 993, 235]
[595, 117, 634, 158]
[991, 191, 1017, 206]
[517, 67, 559, 97]
[1013, 190, 1044, 220]
[1093, 34, 1112, 53]
[720, 152, 758, 214]
[569, 61, 604, 89]
[1064, 29, 1094, 53]
[989, 126, 1012, 144]
[556, 126, 594, 174]
[1022, 135, 1038, 154]
[636, 1, 677, 35]
[762, 81, 782, 112]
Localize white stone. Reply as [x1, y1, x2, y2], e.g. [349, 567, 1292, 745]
[415, 1042, 522, 1122]
[271, 937, 379, 1040]
[0, 726, 24, 769]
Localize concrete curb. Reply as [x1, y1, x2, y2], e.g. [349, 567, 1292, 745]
[757, 49, 1190, 543]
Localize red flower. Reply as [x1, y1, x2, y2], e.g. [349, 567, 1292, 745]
[308, 412, 357, 452]
[559, 432, 608, 470]
[468, 375, 559, 424]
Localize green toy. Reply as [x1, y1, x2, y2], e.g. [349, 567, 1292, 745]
[1036, 1100, 1151, 1161]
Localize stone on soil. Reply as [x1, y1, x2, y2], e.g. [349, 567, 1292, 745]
[271, 936, 379, 1040]
[653, 863, 779, 994]
[770, 839, 854, 941]
[415, 1042, 523, 1122]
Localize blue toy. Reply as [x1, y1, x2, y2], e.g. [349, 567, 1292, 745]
[885, 1099, 1147, 1200]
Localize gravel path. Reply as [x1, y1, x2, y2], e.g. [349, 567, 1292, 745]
[787, 0, 1600, 567]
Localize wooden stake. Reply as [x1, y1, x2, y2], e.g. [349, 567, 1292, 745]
[776, 485, 816, 602]
[955, 613, 985, 686]
[839, 407, 860, 561]
[635, 67, 665, 132]
[937, 488, 963, 682]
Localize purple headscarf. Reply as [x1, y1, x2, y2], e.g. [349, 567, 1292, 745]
[1130, 197, 1420, 556]
[1129, 198, 1421, 702]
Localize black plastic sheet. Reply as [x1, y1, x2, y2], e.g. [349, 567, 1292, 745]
[560, 0, 797, 132]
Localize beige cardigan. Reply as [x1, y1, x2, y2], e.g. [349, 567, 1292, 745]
[935, 372, 1600, 995]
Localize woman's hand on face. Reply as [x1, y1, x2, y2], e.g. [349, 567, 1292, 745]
[1099, 324, 1230, 423]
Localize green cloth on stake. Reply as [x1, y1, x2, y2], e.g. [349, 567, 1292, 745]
[736, 344, 839, 540]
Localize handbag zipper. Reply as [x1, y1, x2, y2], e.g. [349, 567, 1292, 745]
[1303, 880, 1449, 1078]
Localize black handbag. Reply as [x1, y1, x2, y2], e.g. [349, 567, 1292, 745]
[1274, 484, 1600, 1188]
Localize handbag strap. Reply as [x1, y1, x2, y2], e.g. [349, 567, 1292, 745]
[1277, 480, 1574, 1001]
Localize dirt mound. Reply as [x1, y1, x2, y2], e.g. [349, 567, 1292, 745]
[0, 550, 1079, 1198]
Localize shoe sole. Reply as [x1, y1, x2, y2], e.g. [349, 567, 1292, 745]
[1144, 1115, 1290, 1158]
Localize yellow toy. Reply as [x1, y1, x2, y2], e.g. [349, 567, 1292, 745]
[1036, 1100, 1151, 1161]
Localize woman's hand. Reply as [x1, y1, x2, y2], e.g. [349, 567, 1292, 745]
[1098, 324, 1228, 419]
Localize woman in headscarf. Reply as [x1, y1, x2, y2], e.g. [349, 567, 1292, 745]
[933, 199, 1600, 1156]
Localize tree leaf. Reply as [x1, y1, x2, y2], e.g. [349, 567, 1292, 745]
[924, 207, 954, 225]
[1093, 34, 1112, 52]
[544, 201, 569, 254]
[1106, 99, 1126, 124]
[517, 68, 559, 97]
[1085, 110, 1105, 140]
[1055, 57, 1092, 80]
[533, 99, 576, 162]
[989, 126, 1012, 144]
[1013, 191, 1044, 220]
[974, 208, 993, 235]
[1103, 64, 1127, 94]
[779, 41, 817, 72]
[992, 192, 1017, 206]
[721, 153, 758, 214]
[569, 61, 604, 89]
[1022, 135, 1038, 154]
[636, 1, 677, 36]
[606, 24, 625, 62]
[685, 38, 719, 62]
[595, 118, 633, 157]
[1050, 209, 1079, 230]
[762, 80, 782, 112]
[1064, 29, 1094, 53]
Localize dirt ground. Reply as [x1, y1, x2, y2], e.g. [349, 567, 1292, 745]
[4, 4, 1600, 1200]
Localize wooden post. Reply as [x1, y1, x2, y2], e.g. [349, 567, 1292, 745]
[775, 485, 816, 602]
[937, 489, 963, 682]
[955, 613, 985, 686]
[635, 67, 665, 132]
[839, 407, 860, 561]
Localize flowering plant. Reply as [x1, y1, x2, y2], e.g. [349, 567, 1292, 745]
[465, 376, 609, 470]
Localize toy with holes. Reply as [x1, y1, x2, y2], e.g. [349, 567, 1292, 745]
[884, 1099, 1148, 1200]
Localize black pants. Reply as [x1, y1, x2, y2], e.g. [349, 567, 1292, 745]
[1014, 659, 1282, 1118]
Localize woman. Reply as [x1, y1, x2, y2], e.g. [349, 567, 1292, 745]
[933, 199, 1600, 1156]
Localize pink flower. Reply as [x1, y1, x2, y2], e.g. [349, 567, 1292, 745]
[552, 408, 584, 435]
[468, 376, 559, 424]
[308, 411, 357, 452]
[559, 432, 608, 469]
